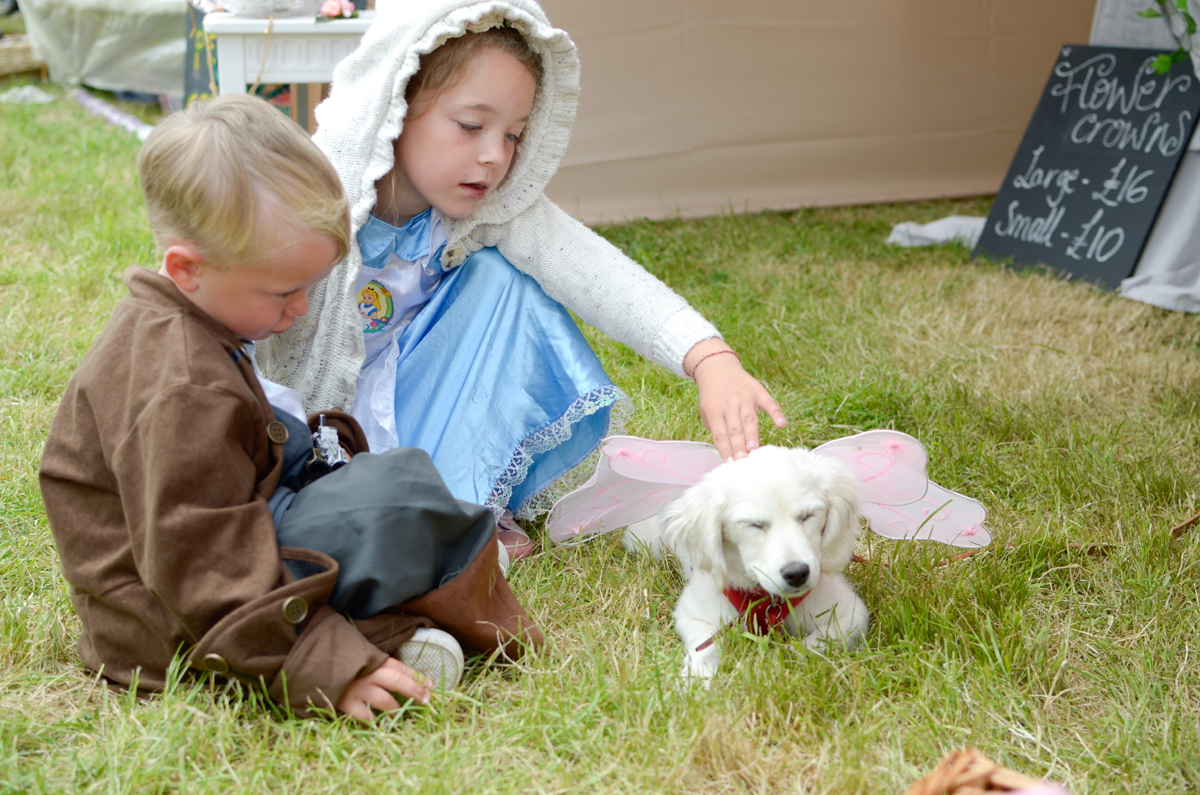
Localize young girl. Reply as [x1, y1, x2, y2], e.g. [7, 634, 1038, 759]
[261, 0, 785, 556]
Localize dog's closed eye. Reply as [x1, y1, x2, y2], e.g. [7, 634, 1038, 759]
[741, 519, 768, 530]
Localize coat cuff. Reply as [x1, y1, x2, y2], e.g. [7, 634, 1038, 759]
[267, 605, 390, 717]
[650, 308, 722, 378]
[184, 546, 387, 718]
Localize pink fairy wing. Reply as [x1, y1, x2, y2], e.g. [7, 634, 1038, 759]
[548, 432, 993, 549]
[546, 436, 722, 544]
[814, 431, 991, 547]
[859, 480, 992, 548]
[602, 435, 724, 484]
[813, 430, 930, 506]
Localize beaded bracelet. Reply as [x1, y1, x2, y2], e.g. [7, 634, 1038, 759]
[690, 349, 740, 380]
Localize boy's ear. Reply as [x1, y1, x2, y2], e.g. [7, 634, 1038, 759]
[160, 244, 207, 293]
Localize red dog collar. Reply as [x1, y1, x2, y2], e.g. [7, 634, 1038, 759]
[724, 586, 811, 635]
[693, 587, 812, 652]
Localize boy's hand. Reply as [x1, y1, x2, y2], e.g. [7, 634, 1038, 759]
[685, 339, 786, 463]
[337, 657, 432, 723]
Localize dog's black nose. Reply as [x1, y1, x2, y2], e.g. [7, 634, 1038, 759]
[780, 562, 810, 588]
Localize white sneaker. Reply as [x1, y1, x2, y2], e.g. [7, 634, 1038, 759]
[398, 627, 464, 692]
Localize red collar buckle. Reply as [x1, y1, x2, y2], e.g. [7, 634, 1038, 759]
[723, 586, 811, 635]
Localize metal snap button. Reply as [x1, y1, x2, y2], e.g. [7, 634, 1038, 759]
[203, 653, 229, 675]
[281, 596, 308, 625]
[266, 420, 290, 444]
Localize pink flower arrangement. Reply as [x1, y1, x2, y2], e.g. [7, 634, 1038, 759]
[318, 0, 355, 19]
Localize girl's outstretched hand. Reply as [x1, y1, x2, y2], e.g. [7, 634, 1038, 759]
[337, 656, 432, 723]
[684, 338, 786, 463]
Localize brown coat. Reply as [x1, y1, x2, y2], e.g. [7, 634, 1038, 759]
[39, 267, 539, 717]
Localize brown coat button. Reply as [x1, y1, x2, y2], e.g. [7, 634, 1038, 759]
[203, 653, 229, 674]
[266, 420, 290, 444]
[281, 596, 308, 625]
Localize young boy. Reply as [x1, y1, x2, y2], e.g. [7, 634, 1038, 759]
[38, 95, 540, 723]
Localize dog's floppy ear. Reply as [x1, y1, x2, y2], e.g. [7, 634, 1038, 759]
[662, 480, 728, 588]
[819, 463, 862, 573]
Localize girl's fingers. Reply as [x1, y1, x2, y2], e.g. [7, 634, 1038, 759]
[707, 402, 755, 461]
[741, 407, 761, 451]
[697, 366, 786, 461]
[726, 419, 748, 460]
[758, 388, 787, 428]
[708, 421, 733, 462]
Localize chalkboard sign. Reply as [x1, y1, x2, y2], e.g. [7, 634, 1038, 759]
[974, 45, 1200, 288]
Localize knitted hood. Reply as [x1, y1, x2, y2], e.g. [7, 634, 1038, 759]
[315, 0, 580, 252]
[262, 0, 581, 403]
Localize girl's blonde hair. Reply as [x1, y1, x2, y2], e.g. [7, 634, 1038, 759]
[137, 94, 350, 269]
[405, 25, 543, 114]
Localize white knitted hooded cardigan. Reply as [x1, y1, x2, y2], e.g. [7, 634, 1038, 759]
[260, 0, 720, 412]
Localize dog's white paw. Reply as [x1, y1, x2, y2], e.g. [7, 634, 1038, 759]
[680, 657, 718, 686]
[802, 622, 865, 653]
[802, 631, 837, 653]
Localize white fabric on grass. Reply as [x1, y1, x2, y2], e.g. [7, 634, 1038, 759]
[886, 216, 984, 249]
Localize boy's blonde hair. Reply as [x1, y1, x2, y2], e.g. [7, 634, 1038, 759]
[138, 94, 350, 269]
[405, 26, 543, 114]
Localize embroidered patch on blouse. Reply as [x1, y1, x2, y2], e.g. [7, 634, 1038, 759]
[358, 280, 394, 333]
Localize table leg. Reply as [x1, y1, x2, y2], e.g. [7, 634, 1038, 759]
[214, 33, 248, 94]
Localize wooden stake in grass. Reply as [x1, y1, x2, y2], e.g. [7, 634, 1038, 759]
[1171, 510, 1200, 539]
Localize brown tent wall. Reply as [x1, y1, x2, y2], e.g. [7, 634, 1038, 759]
[539, 1, 1097, 224]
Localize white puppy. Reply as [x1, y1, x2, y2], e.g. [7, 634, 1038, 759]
[626, 445, 869, 681]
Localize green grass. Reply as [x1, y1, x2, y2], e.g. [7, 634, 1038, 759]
[0, 11, 25, 37]
[4, 83, 1200, 793]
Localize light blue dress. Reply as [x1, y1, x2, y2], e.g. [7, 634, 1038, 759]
[350, 210, 630, 518]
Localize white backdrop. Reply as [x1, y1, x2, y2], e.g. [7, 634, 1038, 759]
[23, 0, 1099, 226]
[539, 0, 1096, 223]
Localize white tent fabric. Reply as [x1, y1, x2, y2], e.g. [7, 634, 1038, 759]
[21, 0, 186, 97]
[1091, 0, 1200, 312]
